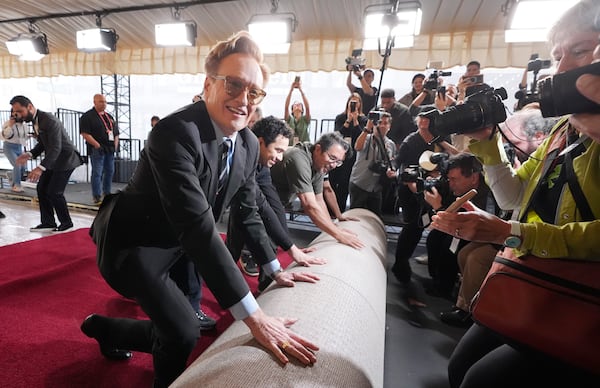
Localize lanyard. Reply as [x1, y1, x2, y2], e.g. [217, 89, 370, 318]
[99, 112, 113, 132]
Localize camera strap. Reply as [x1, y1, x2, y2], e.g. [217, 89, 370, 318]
[519, 124, 594, 222]
[371, 131, 393, 169]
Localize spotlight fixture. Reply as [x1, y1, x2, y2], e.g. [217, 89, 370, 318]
[76, 28, 118, 52]
[155, 21, 197, 47]
[363, 1, 422, 50]
[6, 32, 49, 61]
[504, 0, 578, 43]
[248, 13, 296, 54]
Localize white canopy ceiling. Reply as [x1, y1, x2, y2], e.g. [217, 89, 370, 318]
[0, 0, 551, 78]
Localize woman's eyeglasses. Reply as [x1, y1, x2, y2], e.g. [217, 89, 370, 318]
[210, 75, 266, 105]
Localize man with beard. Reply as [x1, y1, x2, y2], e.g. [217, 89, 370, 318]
[12, 95, 81, 232]
[270, 132, 364, 250]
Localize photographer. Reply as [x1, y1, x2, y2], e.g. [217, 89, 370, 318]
[399, 73, 434, 107]
[346, 68, 378, 114]
[284, 78, 311, 144]
[2, 110, 30, 193]
[430, 2, 600, 386]
[387, 107, 458, 294]
[456, 60, 488, 101]
[348, 111, 395, 216]
[422, 153, 493, 320]
[329, 93, 368, 211]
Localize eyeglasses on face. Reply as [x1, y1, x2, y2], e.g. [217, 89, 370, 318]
[325, 151, 344, 167]
[210, 75, 266, 105]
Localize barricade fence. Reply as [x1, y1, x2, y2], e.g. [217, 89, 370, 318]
[1, 108, 141, 184]
[2, 109, 344, 183]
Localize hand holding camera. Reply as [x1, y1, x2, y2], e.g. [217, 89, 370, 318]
[569, 72, 600, 143]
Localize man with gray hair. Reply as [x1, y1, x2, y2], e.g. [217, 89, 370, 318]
[270, 132, 365, 249]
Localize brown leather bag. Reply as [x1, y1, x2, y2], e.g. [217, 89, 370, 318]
[471, 251, 600, 373]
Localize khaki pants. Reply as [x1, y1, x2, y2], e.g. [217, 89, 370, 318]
[456, 242, 499, 311]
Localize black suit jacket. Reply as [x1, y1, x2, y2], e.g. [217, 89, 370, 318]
[91, 101, 275, 309]
[30, 110, 81, 171]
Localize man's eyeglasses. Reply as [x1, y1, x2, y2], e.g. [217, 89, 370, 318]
[326, 151, 344, 167]
[210, 75, 266, 105]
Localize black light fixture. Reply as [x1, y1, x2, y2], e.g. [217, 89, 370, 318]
[5, 23, 49, 61]
[76, 14, 118, 52]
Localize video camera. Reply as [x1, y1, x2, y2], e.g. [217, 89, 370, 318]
[424, 70, 452, 91]
[514, 53, 552, 110]
[421, 86, 508, 138]
[345, 48, 367, 72]
[399, 152, 449, 193]
[530, 61, 600, 117]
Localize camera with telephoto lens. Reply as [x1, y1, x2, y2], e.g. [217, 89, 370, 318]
[424, 70, 452, 90]
[421, 86, 508, 138]
[345, 48, 366, 72]
[399, 152, 449, 193]
[533, 61, 600, 117]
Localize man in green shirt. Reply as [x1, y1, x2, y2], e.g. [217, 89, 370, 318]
[270, 132, 364, 249]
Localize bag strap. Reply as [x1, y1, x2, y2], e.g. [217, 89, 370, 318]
[564, 145, 595, 221]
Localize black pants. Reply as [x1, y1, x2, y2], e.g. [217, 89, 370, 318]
[169, 254, 202, 313]
[426, 229, 463, 297]
[449, 324, 599, 388]
[101, 246, 201, 388]
[37, 168, 74, 226]
[349, 182, 382, 217]
[393, 189, 428, 284]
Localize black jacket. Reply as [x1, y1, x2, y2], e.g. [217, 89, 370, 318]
[91, 101, 275, 309]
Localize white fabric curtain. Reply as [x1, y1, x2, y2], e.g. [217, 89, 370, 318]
[0, 31, 550, 78]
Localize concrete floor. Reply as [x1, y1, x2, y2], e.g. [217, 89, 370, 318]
[0, 183, 466, 388]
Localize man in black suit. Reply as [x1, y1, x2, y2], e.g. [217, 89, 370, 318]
[81, 31, 318, 387]
[12, 95, 81, 232]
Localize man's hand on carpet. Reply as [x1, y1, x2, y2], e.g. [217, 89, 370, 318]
[273, 270, 320, 287]
[244, 309, 318, 365]
[335, 228, 365, 250]
[288, 245, 327, 266]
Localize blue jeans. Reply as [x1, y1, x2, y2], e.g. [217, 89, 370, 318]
[3, 142, 25, 187]
[90, 148, 115, 198]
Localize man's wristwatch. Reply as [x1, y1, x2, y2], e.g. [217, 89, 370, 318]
[269, 268, 284, 280]
[503, 221, 522, 248]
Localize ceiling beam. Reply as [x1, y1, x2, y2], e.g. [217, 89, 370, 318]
[0, 0, 235, 25]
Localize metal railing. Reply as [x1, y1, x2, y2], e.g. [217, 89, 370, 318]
[1, 108, 141, 183]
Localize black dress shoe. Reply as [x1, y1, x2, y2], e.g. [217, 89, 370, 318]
[81, 314, 133, 360]
[196, 310, 217, 331]
[440, 308, 473, 328]
[52, 222, 74, 233]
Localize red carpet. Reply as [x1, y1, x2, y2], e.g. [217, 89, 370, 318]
[0, 228, 292, 387]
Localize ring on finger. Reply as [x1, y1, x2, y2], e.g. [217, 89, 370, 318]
[281, 341, 290, 350]
[455, 228, 461, 237]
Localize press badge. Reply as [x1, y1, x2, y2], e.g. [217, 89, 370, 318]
[421, 213, 430, 227]
[449, 237, 460, 253]
[108, 130, 114, 141]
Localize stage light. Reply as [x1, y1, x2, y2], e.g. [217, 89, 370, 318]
[5, 32, 49, 61]
[248, 13, 296, 54]
[363, 1, 422, 50]
[504, 0, 578, 43]
[76, 28, 118, 52]
[155, 21, 197, 47]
